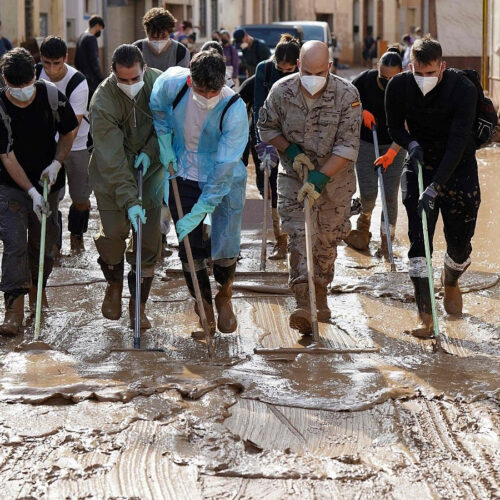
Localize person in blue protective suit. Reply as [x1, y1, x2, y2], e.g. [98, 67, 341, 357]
[150, 49, 248, 335]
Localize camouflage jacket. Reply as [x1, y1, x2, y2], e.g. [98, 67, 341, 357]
[257, 73, 362, 170]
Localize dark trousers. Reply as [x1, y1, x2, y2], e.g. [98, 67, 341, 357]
[401, 160, 480, 265]
[168, 178, 209, 263]
[0, 185, 60, 293]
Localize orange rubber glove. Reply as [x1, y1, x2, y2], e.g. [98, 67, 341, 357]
[374, 147, 398, 171]
[362, 109, 376, 130]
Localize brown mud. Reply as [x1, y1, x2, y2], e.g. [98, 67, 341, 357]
[0, 147, 498, 498]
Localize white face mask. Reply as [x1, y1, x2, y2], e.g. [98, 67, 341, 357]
[240, 42, 249, 50]
[149, 39, 168, 53]
[300, 74, 326, 95]
[9, 84, 35, 102]
[192, 91, 220, 110]
[413, 74, 439, 96]
[117, 80, 144, 100]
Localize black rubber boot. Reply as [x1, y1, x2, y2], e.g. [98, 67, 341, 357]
[128, 270, 153, 330]
[409, 276, 434, 338]
[98, 257, 124, 320]
[213, 262, 237, 333]
[183, 267, 216, 335]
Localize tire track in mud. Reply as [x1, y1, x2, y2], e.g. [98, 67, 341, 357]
[394, 399, 499, 499]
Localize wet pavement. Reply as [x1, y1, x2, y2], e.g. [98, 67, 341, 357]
[0, 147, 498, 499]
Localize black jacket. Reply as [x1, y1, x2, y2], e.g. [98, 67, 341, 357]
[385, 69, 477, 186]
[75, 32, 103, 93]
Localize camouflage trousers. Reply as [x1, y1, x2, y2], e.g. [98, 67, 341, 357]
[278, 164, 355, 288]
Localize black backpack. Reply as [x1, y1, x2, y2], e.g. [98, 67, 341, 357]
[172, 82, 240, 132]
[460, 69, 498, 149]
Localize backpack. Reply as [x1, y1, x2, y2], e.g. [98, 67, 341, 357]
[172, 82, 241, 132]
[460, 69, 498, 149]
[0, 79, 60, 154]
[35, 63, 93, 151]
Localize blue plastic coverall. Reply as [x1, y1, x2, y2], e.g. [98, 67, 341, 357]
[150, 67, 249, 261]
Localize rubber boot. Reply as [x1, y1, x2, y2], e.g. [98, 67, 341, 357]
[98, 258, 123, 320]
[344, 212, 372, 250]
[409, 277, 434, 338]
[183, 267, 216, 336]
[0, 293, 24, 337]
[128, 271, 152, 330]
[68, 206, 89, 255]
[315, 283, 331, 322]
[269, 208, 287, 260]
[442, 261, 468, 315]
[289, 283, 312, 335]
[213, 262, 237, 333]
[28, 284, 48, 314]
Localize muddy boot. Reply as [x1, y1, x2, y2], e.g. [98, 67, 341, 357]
[408, 277, 434, 338]
[99, 258, 123, 320]
[28, 285, 48, 314]
[269, 208, 287, 260]
[442, 258, 469, 315]
[289, 283, 312, 335]
[184, 267, 216, 336]
[344, 212, 372, 250]
[68, 206, 89, 255]
[0, 293, 24, 337]
[128, 271, 152, 330]
[315, 284, 331, 322]
[213, 262, 237, 333]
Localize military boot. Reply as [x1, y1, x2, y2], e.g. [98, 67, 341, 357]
[344, 212, 372, 250]
[269, 208, 287, 260]
[128, 270, 153, 330]
[0, 293, 24, 337]
[409, 277, 434, 338]
[442, 258, 469, 315]
[213, 262, 237, 333]
[289, 283, 312, 335]
[184, 267, 216, 336]
[315, 283, 331, 322]
[98, 258, 124, 320]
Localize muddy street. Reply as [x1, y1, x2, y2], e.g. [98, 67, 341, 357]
[0, 147, 498, 499]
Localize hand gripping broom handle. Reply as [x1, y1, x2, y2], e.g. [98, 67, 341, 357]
[416, 160, 440, 338]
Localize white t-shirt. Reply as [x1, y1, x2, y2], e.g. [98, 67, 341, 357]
[40, 63, 89, 151]
[182, 85, 234, 181]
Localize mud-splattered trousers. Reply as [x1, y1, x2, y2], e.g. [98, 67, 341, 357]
[258, 73, 362, 287]
[401, 151, 480, 276]
[0, 185, 61, 293]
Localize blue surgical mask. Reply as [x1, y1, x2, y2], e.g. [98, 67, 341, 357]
[9, 84, 35, 102]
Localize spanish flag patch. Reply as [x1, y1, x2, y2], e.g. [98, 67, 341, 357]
[351, 100, 361, 107]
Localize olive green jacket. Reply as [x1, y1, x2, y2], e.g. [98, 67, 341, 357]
[89, 67, 164, 211]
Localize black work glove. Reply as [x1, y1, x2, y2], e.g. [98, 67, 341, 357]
[418, 182, 439, 219]
[408, 141, 424, 172]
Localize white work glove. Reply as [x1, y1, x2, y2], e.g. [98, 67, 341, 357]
[28, 187, 50, 222]
[40, 159, 62, 187]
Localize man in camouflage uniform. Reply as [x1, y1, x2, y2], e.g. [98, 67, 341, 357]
[258, 41, 361, 334]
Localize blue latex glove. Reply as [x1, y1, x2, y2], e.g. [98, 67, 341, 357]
[134, 152, 150, 176]
[158, 133, 177, 174]
[128, 204, 147, 232]
[176, 201, 212, 242]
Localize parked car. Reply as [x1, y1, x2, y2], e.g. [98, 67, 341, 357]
[273, 21, 331, 46]
[237, 24, 303, 82]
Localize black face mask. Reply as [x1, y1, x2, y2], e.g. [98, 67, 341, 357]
[95, 30, 101, 39]
[379, 76, 389, 89]
[221, 39, 229, 45]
